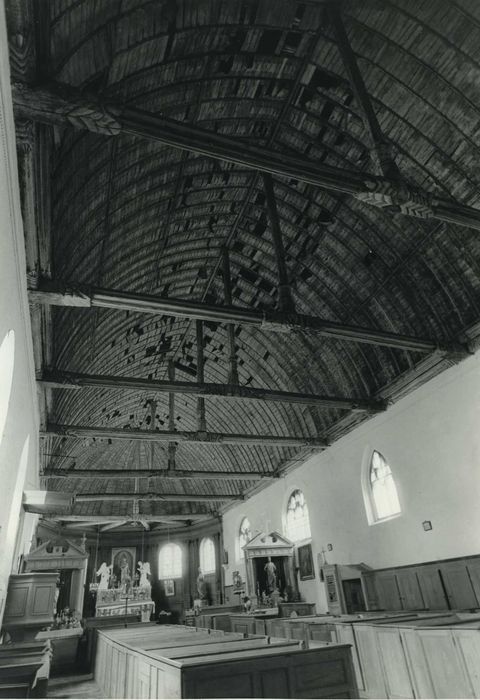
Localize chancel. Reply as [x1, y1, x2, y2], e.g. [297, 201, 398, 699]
[2, 0, 480, 698]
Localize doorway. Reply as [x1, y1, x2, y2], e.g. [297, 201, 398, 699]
[342, 578, 366, 613]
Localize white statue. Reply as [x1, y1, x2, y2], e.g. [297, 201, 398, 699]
[137, 561, 151, 588]
[96, 562, 112, 590]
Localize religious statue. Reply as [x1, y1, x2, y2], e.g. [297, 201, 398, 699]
[119, 555, 131, 588]
[137, 561, 151, 588]
[264, 556, 277, 593]
[196, 567, 207, 600]
[96, 562, 112, 590]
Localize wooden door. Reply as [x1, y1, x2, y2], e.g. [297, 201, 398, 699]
[395, 568, 426, 611]
[440, 561, 479, 609]
[417, 566, 449, 610]
[375, 572, 402, 610]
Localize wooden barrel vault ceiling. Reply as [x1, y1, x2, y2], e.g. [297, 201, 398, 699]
[7, 0, 480, 531]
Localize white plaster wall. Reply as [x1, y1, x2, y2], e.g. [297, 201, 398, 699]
[0, 1, 40, 625]
[222, 352, 480, 612]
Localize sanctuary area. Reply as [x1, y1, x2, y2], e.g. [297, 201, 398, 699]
[1, 1, 480, 698]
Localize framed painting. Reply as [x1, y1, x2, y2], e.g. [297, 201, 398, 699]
[111, 547, 136, 587]
[298, 543, 315, 580]
[164, 579, 175, 597]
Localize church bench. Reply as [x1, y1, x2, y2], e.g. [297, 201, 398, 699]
[94, 626, 357, 698]
[0, 652, 51, 699]
[147, 637, 300, 660]
[326, 612, 480, 698]
[81, 613, 142, 671]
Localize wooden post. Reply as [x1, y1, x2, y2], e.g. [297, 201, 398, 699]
[221, 247, 240, 385]
[262, 173, 295, 313]
[167, 360, 176, 471]
[196, 320, 207, 433]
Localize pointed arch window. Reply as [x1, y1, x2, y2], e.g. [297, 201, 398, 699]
[158, 543, 182, 579]
[285, 489, 311, 542]
[369, 450, 401, 521]
[199, 537, 216, 575]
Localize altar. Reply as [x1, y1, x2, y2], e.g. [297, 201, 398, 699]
[95, 588, 154, 622]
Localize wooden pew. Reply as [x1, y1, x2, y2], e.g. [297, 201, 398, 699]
[94, 625, 358, 698]
[0, 641, 51, 698]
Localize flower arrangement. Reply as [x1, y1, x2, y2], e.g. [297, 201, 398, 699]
[47, 607, 82, 630]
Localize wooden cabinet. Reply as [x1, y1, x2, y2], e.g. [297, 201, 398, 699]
[440, 561, 479, 610]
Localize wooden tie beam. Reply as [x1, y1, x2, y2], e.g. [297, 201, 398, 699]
[38, 369, 387, 413]
[29, 284, 465, 353]
[43, 468, 278, 481]
[74, 493, 244, 503]
[12, 82, 480, 232]
[41, 423, 328, 448]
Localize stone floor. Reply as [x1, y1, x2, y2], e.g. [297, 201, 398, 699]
[47, 673, 103, 699]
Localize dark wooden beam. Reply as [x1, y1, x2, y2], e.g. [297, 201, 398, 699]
[221, 247, 239, 385]
[41, 423, 328, 448]
[327, 2, 399, 179]
[54, 514, 213, 522]
[74, 493, 244, 503]
[43, 468, 278, 481]
[29, 284, 465, 354]
[167, 359, 176, 471]
[38, 369, 386, 412]
[262, 173, 295, 312]
[196, 319, 207, 432]
[12, 82, 480, 232]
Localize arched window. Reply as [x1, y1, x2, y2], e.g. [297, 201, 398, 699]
[369, 450, 401, 521]
[285, 489, 311, 542]
[199, 537, 216, 574]
[0, 330, 15, 443]
[158, 543, 182, 579]
[237, 517, 251, 560]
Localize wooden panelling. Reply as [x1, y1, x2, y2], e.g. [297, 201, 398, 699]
[375, 573, 402, 611]
[440, 562, 479, 610]
[395, 569, 426, 610]
[353, 625, 388, 698]
[417, 567, 449, 610]
[375, 626, 415, 699]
